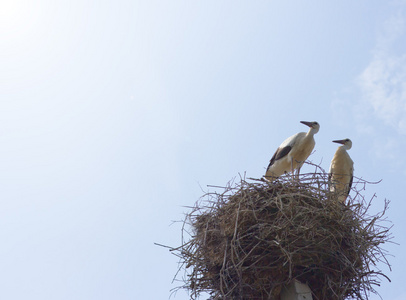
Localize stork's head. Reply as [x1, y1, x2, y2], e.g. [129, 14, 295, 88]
[333, 138, 352, 150]
[300, 121, 320, 134]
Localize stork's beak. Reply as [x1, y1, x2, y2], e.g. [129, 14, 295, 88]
[300, 121, 314, 128]
[332, 139, 346, 145]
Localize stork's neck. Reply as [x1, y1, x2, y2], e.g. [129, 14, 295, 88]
[306, 127, 317, 136]
[335, 145, 347, 153]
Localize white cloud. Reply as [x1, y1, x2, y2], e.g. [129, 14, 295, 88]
[357, 12, 406, 135]
[358, 54, 406, 134]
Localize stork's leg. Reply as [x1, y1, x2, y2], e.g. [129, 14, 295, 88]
[290, 158, 297, 182]
[290, 158, 294, 174]
[296, 166, 301, 180]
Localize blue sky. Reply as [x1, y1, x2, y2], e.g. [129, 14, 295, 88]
[1, 1, 406, 299]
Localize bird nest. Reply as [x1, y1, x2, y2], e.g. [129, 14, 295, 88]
[168, 168, 392, 300]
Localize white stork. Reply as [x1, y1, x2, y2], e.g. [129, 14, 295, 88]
[265, 121, 320, 180]
[328, 139, 354, 203]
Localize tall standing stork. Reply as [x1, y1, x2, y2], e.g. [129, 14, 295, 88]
[265, 121, 320, 180]
[328, 139, 354, 203]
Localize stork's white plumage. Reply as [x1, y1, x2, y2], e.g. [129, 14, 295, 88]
[328, 139, 354, 203]
[265, 121, 320, 180]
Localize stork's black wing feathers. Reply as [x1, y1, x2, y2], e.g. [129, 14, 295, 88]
[274, 146, 292, 162]
[346, 175, 353, 196]
[267, 145, 292, 169]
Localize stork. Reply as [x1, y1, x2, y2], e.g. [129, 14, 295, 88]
[328, 139, 354, 203]
[264, 121, 320, 180]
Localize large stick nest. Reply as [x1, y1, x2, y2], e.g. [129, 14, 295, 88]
[170, 167, 392, 300]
